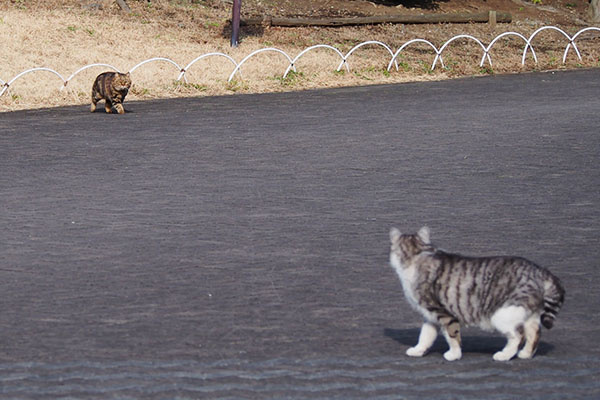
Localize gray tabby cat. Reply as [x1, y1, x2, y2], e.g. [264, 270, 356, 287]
[389, 227, 564, 361]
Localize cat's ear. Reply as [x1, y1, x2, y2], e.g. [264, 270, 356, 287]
[390, 227, 401, 243]
[418, 226, 430, 244]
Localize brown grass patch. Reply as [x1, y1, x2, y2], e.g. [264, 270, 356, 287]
[1, 1, 599, 111]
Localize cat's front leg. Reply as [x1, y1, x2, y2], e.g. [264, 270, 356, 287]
[440, 317, 462, 361]
[114, 103, 125, 115]
[406, 322, 438, 357]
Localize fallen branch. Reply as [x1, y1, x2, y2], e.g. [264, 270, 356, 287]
[115, 0, 132, 14]
[242, 11, 512, 27]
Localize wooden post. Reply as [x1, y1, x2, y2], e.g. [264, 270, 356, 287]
[231, 0, 242, 47]
[489, 10, 497, 27]
[590, 0, 600, 23]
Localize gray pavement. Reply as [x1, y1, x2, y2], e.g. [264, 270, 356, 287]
[1, 69, 599, 398]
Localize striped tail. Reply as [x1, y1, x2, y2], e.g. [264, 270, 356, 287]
[541, 274, 565, 329]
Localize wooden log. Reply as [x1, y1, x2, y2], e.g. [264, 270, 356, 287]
[242, 12, 512, 27]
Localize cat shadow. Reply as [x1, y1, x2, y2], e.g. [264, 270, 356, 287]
[89, 108, 133, 114]
[384, 328, 554, 356]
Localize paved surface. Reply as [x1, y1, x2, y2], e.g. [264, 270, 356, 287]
[1, 69, 599, 399]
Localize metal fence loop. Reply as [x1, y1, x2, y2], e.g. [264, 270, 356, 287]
[1, 27, 598, 99]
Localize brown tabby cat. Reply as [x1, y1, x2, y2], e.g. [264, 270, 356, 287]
[389, 226, 565, 361]
[91, 72, 132, 114]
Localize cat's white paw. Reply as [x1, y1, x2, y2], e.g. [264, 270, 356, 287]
[406, 347, 426, 357]
[517, 349, 533, 359]
[493, 351, 515, 361]
[443, 349, 462, 361]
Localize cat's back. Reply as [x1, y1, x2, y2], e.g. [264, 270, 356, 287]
[426, 251, 553, 322]
[430, 250, 542, 276]
[92, 72, 116, 93]
[427, 251, 549, 294]
[93, 71, 116, 84]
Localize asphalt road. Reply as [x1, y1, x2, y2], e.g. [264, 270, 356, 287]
[1, 69, 599, 399]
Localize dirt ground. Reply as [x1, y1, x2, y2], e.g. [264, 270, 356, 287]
[0, 0, 598, 111]
[243, 0, 589, 25]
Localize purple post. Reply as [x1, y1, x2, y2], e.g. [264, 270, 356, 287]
[231, 0, 242, 47]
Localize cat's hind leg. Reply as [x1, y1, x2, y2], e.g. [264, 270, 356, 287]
[406, 322, 438, 357]
[104, 100, 113, 113]
[90, 91, 101, 112]
[518, 314, 541, 359]
[439, 317, 462, 361]
[491, 305, 527, 361]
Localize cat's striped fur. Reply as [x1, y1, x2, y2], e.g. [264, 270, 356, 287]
[389, 227, 564, 361]
[91, 72, 131, 114]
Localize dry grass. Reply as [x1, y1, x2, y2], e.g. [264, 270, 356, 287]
[1, 1, 599, 112]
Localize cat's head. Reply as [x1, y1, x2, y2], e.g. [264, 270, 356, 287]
[389, 226, 432, 264]
[114, 72, 132, 92]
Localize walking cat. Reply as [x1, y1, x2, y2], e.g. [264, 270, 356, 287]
[91, 71, 131, 114]
[389, 226, 564, 361]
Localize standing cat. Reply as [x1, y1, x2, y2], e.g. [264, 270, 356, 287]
[389, 226, 564, 361]
[91, 71, 132, 114]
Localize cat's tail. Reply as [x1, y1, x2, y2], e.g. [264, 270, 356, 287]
[541, 274, 565, 329]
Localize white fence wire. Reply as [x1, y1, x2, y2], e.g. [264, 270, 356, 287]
[1, 26, 599, 98]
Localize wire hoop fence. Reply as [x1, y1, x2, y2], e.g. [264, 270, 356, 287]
[1, 26, 599, 98]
